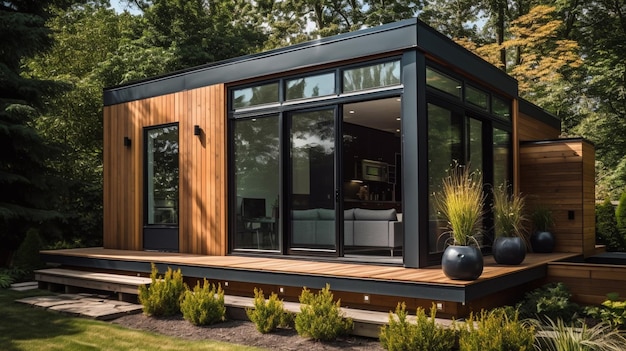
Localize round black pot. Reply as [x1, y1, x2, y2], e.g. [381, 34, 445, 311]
[493, 236, 526, 265]
[530, 231, 555, 253]
[441, 245, 484, 280]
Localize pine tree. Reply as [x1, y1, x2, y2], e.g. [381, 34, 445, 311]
[0, 1, 69, 264]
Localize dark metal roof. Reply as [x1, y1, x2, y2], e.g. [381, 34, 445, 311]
[103, 18, 518, 106]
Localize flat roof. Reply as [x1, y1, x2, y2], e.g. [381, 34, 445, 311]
[104, 18, 517, 106]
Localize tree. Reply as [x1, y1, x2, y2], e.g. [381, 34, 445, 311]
[0, 0, 77, 265]
[133, 0, 267, 71]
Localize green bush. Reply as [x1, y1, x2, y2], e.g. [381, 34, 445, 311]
[138, 263, 186, 317]
[379, 302, 455, 351]
[11, 228, 44, 279]
[517, 282, 581, 323]
[596, 198, 625, 251]
[459, 307, 534, 351]
[246, 288, 294, 333]
[0, 267, 27, 288]
[180, 279, 225, 326]
[586, 293, 626, 330]
[616, 191, 626, 230]
[294, 284, 353, 341]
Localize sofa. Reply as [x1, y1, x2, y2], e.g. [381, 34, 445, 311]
[291, 208, 403, 255]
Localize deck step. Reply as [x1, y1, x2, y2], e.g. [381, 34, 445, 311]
[35, 268, 152, 301]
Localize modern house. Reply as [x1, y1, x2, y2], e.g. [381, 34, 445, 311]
[40, 18, 614, 317]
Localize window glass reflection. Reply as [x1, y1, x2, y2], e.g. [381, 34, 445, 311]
[233, 82, 279, 109]
[146, 124, 179, 225]
[426, 67, 462, 98]
[493, 128, 511, 187]
[492, 97, 511, 120]
[233, 115, 280, 250]
[427, 104, 462, 253]
[466, 85, 488, 110]
[286, 73, 335, 100]
[343, 60, 401, 93]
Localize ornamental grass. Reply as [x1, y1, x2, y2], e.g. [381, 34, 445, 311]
[437, 164, 485, 247]
[492, 182, 527, 238]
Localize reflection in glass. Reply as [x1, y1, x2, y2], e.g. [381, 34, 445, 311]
[427, 104, 462, 253]
[146, 124, 179, 225]
[286, 73, 335, 100]
[343, 60, 401, 93]
[290, 109, 336, 250]
[232, 82, 279, 109]
[466, 85, 488, 110]
[468, 118, 483, 175]
[492, 97, 511, 120]
[493, 128, 511, 187]
[233, 115, 280, 250]
[426, 67, 462, 98]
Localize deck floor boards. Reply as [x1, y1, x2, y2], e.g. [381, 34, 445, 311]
[41, 247, 575, 287]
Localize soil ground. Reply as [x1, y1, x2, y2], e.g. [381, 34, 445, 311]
[112, 313, 385, 351]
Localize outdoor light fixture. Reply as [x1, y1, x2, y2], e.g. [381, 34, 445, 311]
[194, 125, 202, 136]
[123, 136, 131, 147]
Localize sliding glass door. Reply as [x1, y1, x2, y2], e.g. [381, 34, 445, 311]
[288, 108, 337, 253]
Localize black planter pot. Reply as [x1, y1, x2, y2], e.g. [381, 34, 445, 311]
[441, 245, 484, 280]
[530, 231, 555, 253]
[493, 236, 526, 265]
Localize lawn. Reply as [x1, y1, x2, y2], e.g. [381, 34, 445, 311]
[0, 288, 264, 351]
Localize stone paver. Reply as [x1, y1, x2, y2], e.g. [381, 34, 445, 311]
[16, 294, 143, 320]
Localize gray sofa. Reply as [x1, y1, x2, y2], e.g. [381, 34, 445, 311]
[291, 208, 403, 255]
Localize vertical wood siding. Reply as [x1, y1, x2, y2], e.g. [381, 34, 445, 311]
[517, 112, 560, 141]
[103, 84, 227, 255]
[519, 139, 595, 256]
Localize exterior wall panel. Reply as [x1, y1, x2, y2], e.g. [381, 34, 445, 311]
[519, 139, 595, 256]
[103, 84, 227, 255]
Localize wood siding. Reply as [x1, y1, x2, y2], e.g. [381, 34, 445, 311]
[519, 139, 596, 256]
[547, 262, 626, 305]
[103, 84, 227, 255]
[517, 112, 560, 141]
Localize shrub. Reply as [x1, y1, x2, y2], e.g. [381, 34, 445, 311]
[596, 198, 625, 251]
[0, 267, 27, 288]
[586, 293, 626, 330]
[379, 302, 455, 351]
[246, 288, 294, 333]
[616, 191, 626, 230]
[459, 307, 534, 351]
[180, 279, 226, 326]
[11, 228, 44, 279]
[138, 263, 186, 316]
[534, 317, 626, 351]
[294, 284, 353, 341]
[517, 282, 581, 323]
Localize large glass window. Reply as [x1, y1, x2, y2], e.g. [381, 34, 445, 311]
[232, 82, 279, 109]
[426, 67, 462, 99]
[343, 60, 401, 93]
[289, 109, 336, 251]
[465, 85, 488, 110]
[233, 115, 280, 251]
[493, 128, 511, 187]
[492, 96, 511, 120]
[286, 73, 335, 100]
[427, 104, 462, 253]
[468, 118, 483, 175]
[146, 124, 179, 225]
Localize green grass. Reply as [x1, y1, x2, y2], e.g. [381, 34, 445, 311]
[0, 288, 264, 351]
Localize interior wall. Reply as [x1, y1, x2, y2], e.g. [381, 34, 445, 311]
[103, 84, 227, 255]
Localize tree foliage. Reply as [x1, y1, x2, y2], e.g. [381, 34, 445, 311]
[0, 0, 75, 264]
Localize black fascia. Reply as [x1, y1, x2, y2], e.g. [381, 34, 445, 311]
[103, 19, 419, 106]
[416, 23, 518, 98]
[519, 97, 560, 130]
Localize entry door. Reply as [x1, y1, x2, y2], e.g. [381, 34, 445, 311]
[288, 108, 338, 253]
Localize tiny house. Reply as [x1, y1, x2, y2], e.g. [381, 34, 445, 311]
[42, 18, 599, 316]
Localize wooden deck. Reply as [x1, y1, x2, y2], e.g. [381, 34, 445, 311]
[40, 248, 578, 317]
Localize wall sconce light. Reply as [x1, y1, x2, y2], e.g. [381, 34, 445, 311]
[194, 125, 202, 136]
[123, 136, 131, 148]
